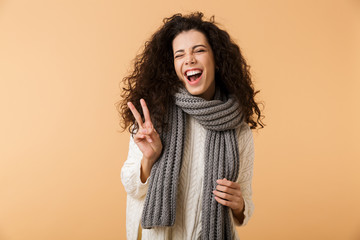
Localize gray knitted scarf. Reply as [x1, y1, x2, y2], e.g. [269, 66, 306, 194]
[141, 88, 243, 240]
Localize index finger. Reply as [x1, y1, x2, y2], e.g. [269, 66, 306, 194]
[140, 99, 151, 124]
[127, 101, 143, 128]
[216, 178, 240, 189]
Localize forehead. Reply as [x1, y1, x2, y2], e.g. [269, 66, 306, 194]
[172, 30, 209, 50]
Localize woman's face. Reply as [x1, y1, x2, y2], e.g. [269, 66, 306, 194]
[172, 29, 216, 101]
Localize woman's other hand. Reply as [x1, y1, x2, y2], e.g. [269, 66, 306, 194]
[127, 99, 163, 182]
[213, 178, 245, 224]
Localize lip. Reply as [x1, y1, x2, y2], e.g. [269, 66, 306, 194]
[187, 74, 202, 85]
[184, 68, 203, 86]
[184, 68, 203, 76]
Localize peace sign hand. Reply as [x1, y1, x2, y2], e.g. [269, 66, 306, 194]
[127, 99, 163, 165]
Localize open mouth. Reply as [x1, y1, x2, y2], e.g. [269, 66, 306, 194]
[185, 69, 203, 82]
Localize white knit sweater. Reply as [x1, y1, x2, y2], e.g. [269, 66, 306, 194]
[121, 115, 255, 240]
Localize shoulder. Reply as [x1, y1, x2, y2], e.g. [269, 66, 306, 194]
[236, 121, 252, 141]
[236, 121, 254, 154]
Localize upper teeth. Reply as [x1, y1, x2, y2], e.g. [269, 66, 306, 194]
[186, 70, 202, 77]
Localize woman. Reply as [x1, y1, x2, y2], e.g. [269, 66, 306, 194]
[119, 12, 264, 240]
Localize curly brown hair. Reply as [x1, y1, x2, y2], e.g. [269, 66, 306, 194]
[117, 12, 264, 133]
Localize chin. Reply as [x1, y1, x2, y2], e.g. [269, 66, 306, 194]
[186, 89, 204, 97]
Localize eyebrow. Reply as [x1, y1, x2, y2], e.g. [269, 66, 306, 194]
[174, 44, 207, 55]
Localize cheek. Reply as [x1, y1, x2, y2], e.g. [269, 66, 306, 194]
[205, 58, 215, 75]
[205, 56, 215, 68]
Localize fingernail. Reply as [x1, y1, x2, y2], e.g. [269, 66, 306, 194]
[216, 179, 220, 183]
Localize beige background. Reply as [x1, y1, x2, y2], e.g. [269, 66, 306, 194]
[1, 0, 359, 239]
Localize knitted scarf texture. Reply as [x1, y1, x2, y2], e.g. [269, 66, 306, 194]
[141, 88, 244, 239]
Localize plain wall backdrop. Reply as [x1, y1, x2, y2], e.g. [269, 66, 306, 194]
[1, 0, 359, 239]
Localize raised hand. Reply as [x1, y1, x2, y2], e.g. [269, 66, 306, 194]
[127, 99, 163, 182]
[213, 178, 245, 223]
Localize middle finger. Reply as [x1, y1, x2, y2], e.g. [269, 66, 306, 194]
[140, 99, 152, 124]
[215, 185, 241, 197]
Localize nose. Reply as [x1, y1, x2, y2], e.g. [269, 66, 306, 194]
[185, 54, 196, 65]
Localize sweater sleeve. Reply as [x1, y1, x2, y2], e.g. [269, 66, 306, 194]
[121, 134, 150, 199]
[233, 122, 255, 226]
